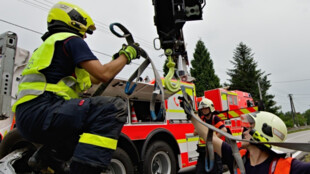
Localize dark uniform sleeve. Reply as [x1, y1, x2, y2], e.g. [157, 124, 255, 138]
[213, 115, 225, 129]
[290, 159, 310, 174]
[221, 142, 235, 174]
[64, 37, 98, 66]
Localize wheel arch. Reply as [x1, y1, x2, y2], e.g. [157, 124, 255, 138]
[117, 132, 140, 171]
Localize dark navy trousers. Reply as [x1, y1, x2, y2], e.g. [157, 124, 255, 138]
[16, 92, 128, 170]
[196, 146, 223, 174]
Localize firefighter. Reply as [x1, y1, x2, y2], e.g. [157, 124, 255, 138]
[12, 1, 141, 174]
[194, 98, 227, 174]
[191, 110, 310, 174]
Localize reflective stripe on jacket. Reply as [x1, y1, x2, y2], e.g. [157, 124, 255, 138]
[238, 149, 293, 174]
[12, 32, 91, 112]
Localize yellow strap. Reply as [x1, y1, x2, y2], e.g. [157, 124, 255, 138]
[79, 133, 118, 150]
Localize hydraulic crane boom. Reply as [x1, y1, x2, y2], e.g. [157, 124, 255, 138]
[153, 0, 205, 82]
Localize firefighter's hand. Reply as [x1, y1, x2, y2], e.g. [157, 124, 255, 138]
[113, 43, 141, 64]
[178, 96, 194, 120]
[193, 129, 198, 136]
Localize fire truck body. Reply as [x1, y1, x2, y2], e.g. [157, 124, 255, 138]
[202, 88, 256, 119]
[89, 78, 199, 172]
[197, 88, 258, 141]
[0, 32, 29, 141]
[232, 90, 255, 108]
[204, 88, 254, 112]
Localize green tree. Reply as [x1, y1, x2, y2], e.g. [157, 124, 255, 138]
[296, 113, 307, 126]
[190, 39, 220, 97]
[278, 111, 294, 128]
[304, 109, 310, 125]
[226, 42, 280, 113]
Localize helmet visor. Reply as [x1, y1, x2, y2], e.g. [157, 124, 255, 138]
[241, 114, 255, 128]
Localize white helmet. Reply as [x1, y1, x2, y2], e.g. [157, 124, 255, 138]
[198, 98, 215, 112]
[241, 111, 287, 151]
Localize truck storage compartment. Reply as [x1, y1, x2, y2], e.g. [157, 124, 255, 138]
[130, 100, 163, 123]
[88, 78, 177, 123]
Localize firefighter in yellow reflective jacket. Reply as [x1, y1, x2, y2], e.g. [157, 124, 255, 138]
[12, 1, 140, 173]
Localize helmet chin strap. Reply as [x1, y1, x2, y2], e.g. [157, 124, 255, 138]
[200, 111, 211, 121]
[203, 112, 211, 117]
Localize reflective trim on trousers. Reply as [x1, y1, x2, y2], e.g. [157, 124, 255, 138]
[79, 133, 118, 150]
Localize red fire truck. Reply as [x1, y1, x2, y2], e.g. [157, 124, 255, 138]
[89, 78, 199, 173]
[197, 88, 258, 140]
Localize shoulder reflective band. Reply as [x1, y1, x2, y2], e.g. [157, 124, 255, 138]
[79, 133, 118, 150]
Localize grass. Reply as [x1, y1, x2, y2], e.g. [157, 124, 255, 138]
[303, 153, 310, 162]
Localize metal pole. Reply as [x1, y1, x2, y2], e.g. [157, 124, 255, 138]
[256, 80, 265, 111]
[257, 80, 263, 101]
[288, 94, 297, 127]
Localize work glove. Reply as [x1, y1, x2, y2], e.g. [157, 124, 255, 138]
[178, 96, 195, 120]
[113, 43, 141, 64]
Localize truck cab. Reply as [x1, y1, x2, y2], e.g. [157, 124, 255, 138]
[198, 88, 258, 144]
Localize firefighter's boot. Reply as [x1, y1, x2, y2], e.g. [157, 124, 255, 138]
[28, 146, 70, 174]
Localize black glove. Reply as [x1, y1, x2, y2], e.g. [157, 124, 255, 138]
[178, 96, 194, 120]
[112, 43, 141, 64]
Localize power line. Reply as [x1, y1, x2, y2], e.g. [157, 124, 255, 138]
[273, 78, 310, 84]
[291, 94, 310, 96]
[91, 50, 112, 57]
[17, 0, 156, 50]
[33, 0, 51, 8]
[0, 18, 163, 73]
[290, 96, 310, 98]
[18, 0, 49, 11]
[0, 19, 43, 35]
[43, 0, 54, 5]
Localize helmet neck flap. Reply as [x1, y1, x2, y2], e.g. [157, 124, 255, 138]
[42, 21, 82, 41]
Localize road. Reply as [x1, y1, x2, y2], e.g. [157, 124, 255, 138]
[280, 130, 310, 157]
[179, 130, 310, 174]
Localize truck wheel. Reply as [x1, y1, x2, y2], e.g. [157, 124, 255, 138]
[106, 147, 134, 174]
[0, 128, 35, 158]
[0, 128, 36, 173]
[143, 141, 176, 174]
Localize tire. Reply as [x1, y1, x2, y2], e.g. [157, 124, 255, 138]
[0, 128, 35, 158]
[143, 141, 176, 174]
[105, 147, 134, 174]
[0, 128, 37, 173]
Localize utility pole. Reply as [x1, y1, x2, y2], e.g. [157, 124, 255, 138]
[257, 80, 263, 100]
[288, 94, 298, 127]
[257, 80, 265, 111]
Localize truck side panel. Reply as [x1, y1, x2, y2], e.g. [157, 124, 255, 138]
[204, 89, 223, 111]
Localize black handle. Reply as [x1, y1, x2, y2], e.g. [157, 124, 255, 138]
[109, 23, 134, 45]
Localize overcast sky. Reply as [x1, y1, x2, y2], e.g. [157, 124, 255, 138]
[1, 0, 310, 113]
